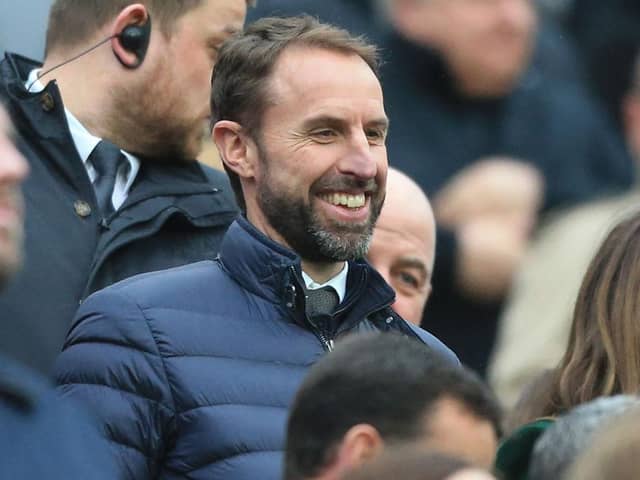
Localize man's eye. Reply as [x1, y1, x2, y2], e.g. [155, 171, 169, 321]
[365, 129, 386, 144]
[312, 129, 337, 140]
[398, 271, 419, 289]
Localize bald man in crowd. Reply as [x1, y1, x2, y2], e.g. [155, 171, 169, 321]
[367, 168, 436, 326]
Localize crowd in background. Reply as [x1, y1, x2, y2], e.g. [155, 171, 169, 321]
[3, 0, 640, 479]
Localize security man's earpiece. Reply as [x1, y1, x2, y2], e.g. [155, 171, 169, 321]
[115, 14, 152, 69]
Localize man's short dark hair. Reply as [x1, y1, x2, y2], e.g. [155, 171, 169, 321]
[45, 0, 255, 56]
[284, 333, 502, 480]
[343, 448, 473, 480]
[210, 15, 381, 211]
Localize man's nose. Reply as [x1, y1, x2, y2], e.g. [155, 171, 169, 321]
[336, 132, 378, 179]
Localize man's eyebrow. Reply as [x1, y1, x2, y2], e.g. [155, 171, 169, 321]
[366, 117, 390, 131]
[395, 257, 430, 278]
[301, 115, 390, 131]
[301, 115, 349, 130]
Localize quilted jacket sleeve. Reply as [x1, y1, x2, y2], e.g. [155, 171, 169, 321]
[54, 286, 176, 479]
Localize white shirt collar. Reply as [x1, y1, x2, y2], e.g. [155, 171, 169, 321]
[26, 69, 140, 210]
[302, 262, 349, 303]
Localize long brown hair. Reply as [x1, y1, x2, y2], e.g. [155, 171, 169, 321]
[541, 210, 640, 416]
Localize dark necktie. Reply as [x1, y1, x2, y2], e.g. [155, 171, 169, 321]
[306, 286, 339, 318]
[88, 140, 125, 216]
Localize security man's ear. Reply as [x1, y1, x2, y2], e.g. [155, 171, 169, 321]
[336, 424, 385, 470]
[212, 121, 257, 180]
[110, 3, 150, 69]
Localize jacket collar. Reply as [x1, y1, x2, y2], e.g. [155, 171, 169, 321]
[218, 217, 396, 315]
[1, 53, 93, 194]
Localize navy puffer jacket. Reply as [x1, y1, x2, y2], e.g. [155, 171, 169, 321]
[54, 217, 457, 479]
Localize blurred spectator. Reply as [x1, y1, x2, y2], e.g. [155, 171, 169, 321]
[0, 1, 52, 60]
[341, 448, 496, 480]
[495, 395, 639, 480]
[0, 104, 116, 479]
[490, 39, 640, 408]
[500, 211, 640, 430]
[284, 333, 501, 480]
[0, 1, 245, 374]
[565, 406, 640, 480]
[378, 0, 633, 374]
[566, 0, 640, 126]
[489, 201, 640, 407]
[367, 167, 436, 325]
[246, 0, 386, 43]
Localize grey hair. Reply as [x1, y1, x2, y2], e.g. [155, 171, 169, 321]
[528, 395, 640, 480]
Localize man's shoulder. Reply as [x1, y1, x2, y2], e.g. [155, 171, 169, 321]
[67, 260, 235, 351]
[93, 260, 227, 307]
[199, 163, 239, 210]
[406, 322, 461, 367]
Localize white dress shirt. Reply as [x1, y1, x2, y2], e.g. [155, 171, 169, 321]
[26, 69, 140, 210]
[302, 262, 348, 303]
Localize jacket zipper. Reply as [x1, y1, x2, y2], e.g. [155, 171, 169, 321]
[287, 267, 334, 352]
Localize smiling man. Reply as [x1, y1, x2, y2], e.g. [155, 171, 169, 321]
[54, 16, 457, 480]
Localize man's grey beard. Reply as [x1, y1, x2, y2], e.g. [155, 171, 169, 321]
[257, 172, 380, 263]
[306, 215, 374, 263]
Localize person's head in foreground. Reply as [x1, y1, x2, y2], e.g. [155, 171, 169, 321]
[284, 333, 501, 480]
[340, 447, 497, 480]
[212, 15, 388, 282]
[565, 405, 640, 480]
[528, 395, 640, 480]
[367, 167, 436, 326]
[0, 105, 29, 289]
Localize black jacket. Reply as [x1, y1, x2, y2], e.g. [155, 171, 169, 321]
[0, 53, 238, 374]
[55, 217, 458, 479]
[380, 34, 634, 374]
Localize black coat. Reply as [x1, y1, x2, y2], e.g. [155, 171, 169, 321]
[0, 355, 116, 479]
[0, 53, 238, 374]
[380, 34, 634, 374]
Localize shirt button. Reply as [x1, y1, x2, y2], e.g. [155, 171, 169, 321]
[74, 200, 92, 218]
[40, 92, 55, 112]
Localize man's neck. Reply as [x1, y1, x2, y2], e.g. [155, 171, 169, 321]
[40, 54, 110, 138]
[301, 260, 346, 285]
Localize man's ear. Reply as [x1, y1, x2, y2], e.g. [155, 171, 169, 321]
[335, 424, 384, 470]
[212, 121, 257, 180]
[110, 3, 148, 68]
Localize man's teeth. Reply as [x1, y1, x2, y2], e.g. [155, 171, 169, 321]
[321, 192, 366, 208]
